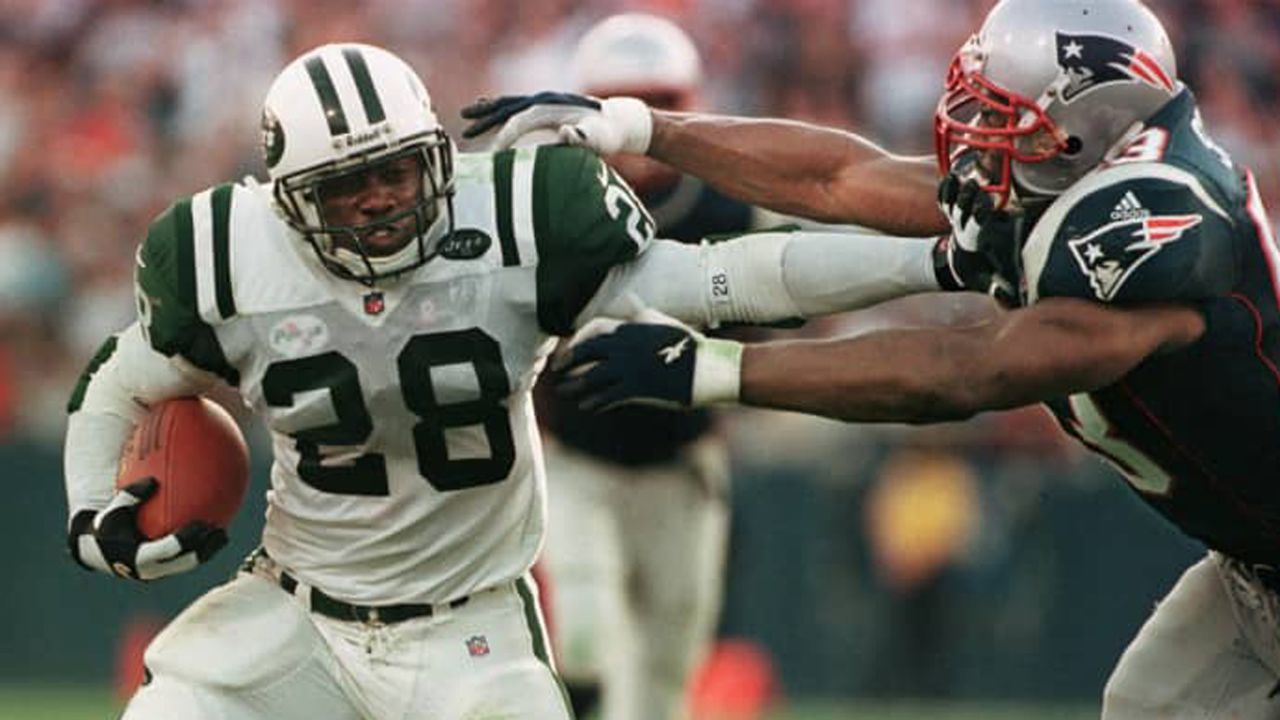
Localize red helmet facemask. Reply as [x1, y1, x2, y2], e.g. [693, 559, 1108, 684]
[933, 48, 1069, 208]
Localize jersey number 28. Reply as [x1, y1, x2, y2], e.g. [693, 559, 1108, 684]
[262, 328, 514, 496]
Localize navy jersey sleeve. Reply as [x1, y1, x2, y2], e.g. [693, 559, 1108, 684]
[1027, 173, 1236, 305]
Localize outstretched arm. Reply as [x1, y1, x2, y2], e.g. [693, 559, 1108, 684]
[648, 111, 946, 235]
[460, 94, 947, 236]
[738, 298, 1205, 422]
[560, 297, 1205, 419]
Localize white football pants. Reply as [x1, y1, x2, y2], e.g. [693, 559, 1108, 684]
[1103, 551, 1280, 719]
[122, 563, 571, 719]
[540, 435, 730, 720]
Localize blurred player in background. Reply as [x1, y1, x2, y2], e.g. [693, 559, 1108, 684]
[469, 1, 1280, 716]
[533, 14, 763, 720]
[64, 38, 990, 720]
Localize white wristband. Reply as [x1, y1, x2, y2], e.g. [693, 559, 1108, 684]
[691, 337, 743, 405]
[601, 97, 653, 155]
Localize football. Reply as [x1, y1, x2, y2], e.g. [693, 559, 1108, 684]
[116, 397, 250, 539]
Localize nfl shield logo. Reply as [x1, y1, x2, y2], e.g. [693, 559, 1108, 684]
[465, 635, 490, 658]
[363, 292, 385, 316]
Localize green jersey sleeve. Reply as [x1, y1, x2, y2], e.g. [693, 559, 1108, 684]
[134, 185, 239, 384]
[526, 146, 656, 335]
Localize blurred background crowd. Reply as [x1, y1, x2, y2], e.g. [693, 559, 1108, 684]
[1, 0, 1272, 712]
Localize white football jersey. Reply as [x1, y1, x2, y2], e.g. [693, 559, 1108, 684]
[132, 145, 654, 604]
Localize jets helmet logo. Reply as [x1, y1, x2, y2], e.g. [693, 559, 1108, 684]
[1056, 32, 1175, 102]
[261, 108, 285, 169]
[1068, 193, 1202, 301]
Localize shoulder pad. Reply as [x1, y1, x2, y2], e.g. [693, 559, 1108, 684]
[514, 145, 655, 334]
[134, 182, 249, 383]
[1022, 163, 1236, 305]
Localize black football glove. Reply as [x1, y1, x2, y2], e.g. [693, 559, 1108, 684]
[932, 174, 1023, 307]
[68, 477, 227, 581]
[461, 92, 652, 154]
[460, 92, 601, 140]
[557, 313, 743, 412]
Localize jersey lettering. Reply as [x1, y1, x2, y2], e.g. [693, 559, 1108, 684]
[1067, 393, 1173, 496]
[262, 328, 516, 495]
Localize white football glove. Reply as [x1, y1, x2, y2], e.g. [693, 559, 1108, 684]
[461, 92, 652, 155]
[68, 478, 227, 581]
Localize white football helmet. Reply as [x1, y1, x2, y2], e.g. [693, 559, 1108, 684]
[262, 43, 454, 283]
[934, 0, 1178, 206]
[571, 13, 702, 104]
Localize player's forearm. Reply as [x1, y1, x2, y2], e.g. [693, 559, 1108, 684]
[736, 329, 990, 423]
[649, 110, 948, 235]
[64, 324, 215, 517]
[583, 232, 941, 330]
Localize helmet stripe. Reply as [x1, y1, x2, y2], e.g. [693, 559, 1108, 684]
[342, 48, 386, 125]
[304, 56, 350, 136]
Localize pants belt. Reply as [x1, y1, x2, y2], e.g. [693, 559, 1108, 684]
[247, 546, 470, 625]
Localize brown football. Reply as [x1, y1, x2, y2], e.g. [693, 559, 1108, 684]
[116, 397, 250, 539]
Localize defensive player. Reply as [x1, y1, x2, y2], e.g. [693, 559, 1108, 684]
[466, 1, 1280, 717]
[532, 14, 761, 720]
[62, 43, 986, 719]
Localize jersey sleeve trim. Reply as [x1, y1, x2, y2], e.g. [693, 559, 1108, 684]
[513, 147, 540, 267]
[493, 150, 520, 267]
[136, 192, 240, 386]
[1024, 162, 1234, 304]
[192, 183, 238, 323]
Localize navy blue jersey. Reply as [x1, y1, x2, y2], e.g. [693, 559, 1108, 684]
[1023, 90, 1280, 562]
[536, 176, 756, 466]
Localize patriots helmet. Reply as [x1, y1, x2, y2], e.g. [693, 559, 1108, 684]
[262, 43, 455, 284]
[571, 12, 702, 107]
[934, 0, 1178, 206]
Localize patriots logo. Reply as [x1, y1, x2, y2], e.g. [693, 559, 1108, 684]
[1067, 195, 1202, 301]
[1056, 32, 1175, 102]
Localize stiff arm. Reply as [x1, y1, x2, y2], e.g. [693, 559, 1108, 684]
[578, 229, 943, 329]
[648, 111, 946, 236]
[738, 297, 1205, 422]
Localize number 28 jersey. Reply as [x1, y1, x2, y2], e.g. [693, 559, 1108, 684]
[133, 145, 654, 604]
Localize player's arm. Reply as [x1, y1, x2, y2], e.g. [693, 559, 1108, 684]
[647, 110, 944, 234]
[65, 192, 238, 580]
[461, 93, 946, 235]
[560, 297, 1204, 418]
[578, 175, 1016, 329]
[580, 230, 944, 329]
[735, 298, 1204, 422]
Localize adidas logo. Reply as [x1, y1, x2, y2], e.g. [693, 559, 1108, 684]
[1110, 190, 1150, 221]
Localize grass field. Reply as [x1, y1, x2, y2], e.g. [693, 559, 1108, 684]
[0, 685, 1097, 720]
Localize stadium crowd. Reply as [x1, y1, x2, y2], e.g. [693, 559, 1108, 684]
[2, 0, 1278, 445]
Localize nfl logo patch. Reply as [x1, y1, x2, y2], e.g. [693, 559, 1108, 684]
[465, 635, 490, 658]
[363, 292, 385, 316]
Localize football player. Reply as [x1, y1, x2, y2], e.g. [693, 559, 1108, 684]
[531, 14, 763, 720]
[464, 1, 1280, 716]
[62, 43, 992, 719]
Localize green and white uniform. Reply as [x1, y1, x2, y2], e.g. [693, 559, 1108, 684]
[132, 146, 653, 605]
[65, 143, 940, 720]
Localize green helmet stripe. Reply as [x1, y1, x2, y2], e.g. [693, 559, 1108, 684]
[304, 56, 350, 136]
[342, 48, 386, 125]
[211, 183, 236, 320]
[493, 150, 521, 266]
